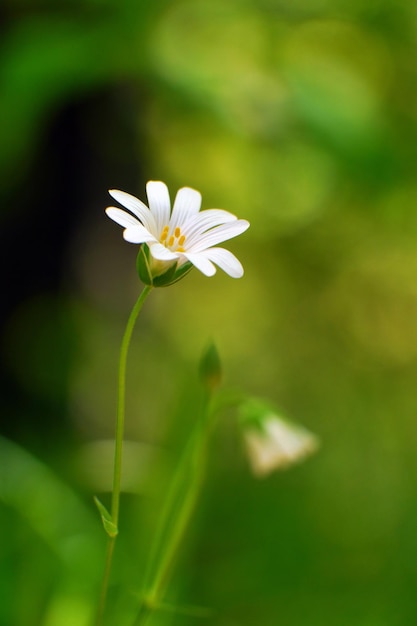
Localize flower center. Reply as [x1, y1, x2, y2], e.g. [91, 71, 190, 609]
[160, 225, 186, 253]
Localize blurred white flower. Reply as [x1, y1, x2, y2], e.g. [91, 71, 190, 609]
[243, 414, 320, 477]
[105, 181, 249, 278]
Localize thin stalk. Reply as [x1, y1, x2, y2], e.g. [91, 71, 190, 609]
[112, 285, 152, 525]
[96, 284, 153, 626]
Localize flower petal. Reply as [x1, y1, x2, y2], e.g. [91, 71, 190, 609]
[244, 417, 319, 477]
[182, 209, 237, 241]
[123, 226, 157, 244]
[149, 242, 180, 261]
[105, 207, 141, 229]
[199, 247, 244, 278]
[109, 189, 157, 234]
[170, 187, 202, 228]
[187, 219, 250, 253]
[146, 181, 171, 235]
[266, 420, 319, 461]
[184, 252, 217, 276]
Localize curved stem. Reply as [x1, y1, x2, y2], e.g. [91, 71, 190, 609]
[112, 284, 152, 525]
[96, 284, 153, 626]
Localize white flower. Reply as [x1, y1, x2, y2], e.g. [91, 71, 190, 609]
[243, 415, 320, 477]
[105, 181, 250, 278]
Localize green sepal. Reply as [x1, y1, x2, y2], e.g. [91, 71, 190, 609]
[136, 244, 194, 288]
[136, 245, 153, 286]
[238, 398, 279, 432]
[94, 496, 118, 538]
[156, 261, 193, 287]
[199, 342, 222, 390]
[152, 261, 179, 287]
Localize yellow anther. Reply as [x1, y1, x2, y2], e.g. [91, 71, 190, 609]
[168, 235, 175, 247]
[178, 235, 186, 246]
[174, 227, 181, 238]
[177, 246, 185, 253]
[160, 225, 169, 242]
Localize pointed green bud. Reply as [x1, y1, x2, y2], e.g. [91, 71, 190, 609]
[136, 244, 193, 288]
[199, 342, 222, 391]
[94, 496, 118, 538]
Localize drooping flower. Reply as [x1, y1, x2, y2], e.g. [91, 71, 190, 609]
[239, 400, 319, 477]
[105, 181, 249, 283]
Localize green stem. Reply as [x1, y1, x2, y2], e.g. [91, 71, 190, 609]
[134, 392, 214, 625]
[95, 537, 115, 626]
[96, 284, 153, 626]
[112, 285, 152, 525]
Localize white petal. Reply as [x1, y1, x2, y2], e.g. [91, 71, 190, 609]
[170, 187, 202, 228]
[105, 207, 141, 229]
[109, 189, 157, 234]
[244, 431, 288, 476]
[149, 242, 180, 261]
[182, 209, 237, 241]
[123, 225, 157, 244]
[245, 417, 319, 477]
[146, 181, 171, 234]
[200, 247, 244, 278]
[266, 420, 319, 461]
[187, 219, 250, 253]
[183, 252, 217, 276]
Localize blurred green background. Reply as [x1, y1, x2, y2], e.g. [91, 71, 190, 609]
[2, 0, 417, 624]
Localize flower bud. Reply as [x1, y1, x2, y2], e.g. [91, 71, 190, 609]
[239, 399, 319, 477]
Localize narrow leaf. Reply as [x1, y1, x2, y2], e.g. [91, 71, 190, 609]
[93, 496, 118, 538]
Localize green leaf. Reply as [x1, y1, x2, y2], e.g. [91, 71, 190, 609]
[93, 496, 118, 538]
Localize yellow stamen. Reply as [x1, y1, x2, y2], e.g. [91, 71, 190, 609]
[177, 246, 185, 253]
[174, 227, 181, 238]
[160, 225, 169, 242]
[168, 235, 175, 247]
[178, 235, 186, 246]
